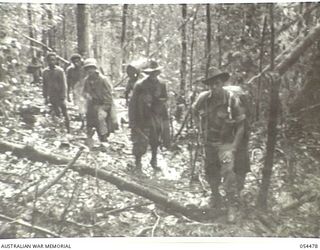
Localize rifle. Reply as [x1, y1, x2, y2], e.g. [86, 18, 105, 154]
[189, 129, 201, 185]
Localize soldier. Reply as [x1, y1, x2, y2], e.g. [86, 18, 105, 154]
[192, 68, 250, 223]
[124, 65, 139, 105]
[129, 60, 170, 173]
[27, 56, 42, 84]
[66, 53, 85, 102]
[83, 58, 115, 143]
[42, 52, 70, 133]
[124, 58, 149, 105]
[66, 53, 86, 129]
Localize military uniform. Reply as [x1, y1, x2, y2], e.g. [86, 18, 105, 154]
[83, 68, 114, 141]
[124, 58, 149, 103]
[129, 60, 170, 171]
[66, 54, 86, 102]
[193, 69, 250, 222]
[42, 62, 70, 132]
[27, 57, 42, 84]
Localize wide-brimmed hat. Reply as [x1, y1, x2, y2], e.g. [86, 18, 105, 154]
[70, 53, 82, 62]
[83, 58, 97, 69]
[143, 60, 162, 74]
[202, 68, 230, 85]
[126, 58, 149, 76]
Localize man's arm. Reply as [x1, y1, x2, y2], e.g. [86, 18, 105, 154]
[101, 77, 113, 107]
[66, 67, 72, 101]
[159, 82, 168, 102]
[128, 84, 141, 128]
[60, 69, 67, 101]
[232, 105, 246, 150]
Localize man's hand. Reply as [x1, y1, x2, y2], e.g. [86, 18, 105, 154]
[218, 144, 236, 165]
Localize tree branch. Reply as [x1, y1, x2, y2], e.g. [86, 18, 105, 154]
[248, 23, 320, 84]
[22, 147, 84, 204]
[12, 27, 69, 64]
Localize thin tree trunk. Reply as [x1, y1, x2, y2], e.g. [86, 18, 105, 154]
[180, 4, 187, 97]
[189, 6, 198, 92]
[146, 13, 153, 58]
[62, 5, 68, 59]
[217, 23, 222, 68]
[188, 6, 199, 128]
[77, 4, 90, 57]
[92, 8, 98, 59]
[27, 3, 35, 57]
[256, 15, 268, 121]
[121, 4, 128, 72]
[130, 6, 136, 60]
[257, 4, 281, 209]
[46, 6, 56, 50]
[41, 4, 48, 56]
[205, 4, 211, 79]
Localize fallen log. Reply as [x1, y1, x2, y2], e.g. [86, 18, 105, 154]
[0, 213, 61, 238]
[0, 140, 221, 221]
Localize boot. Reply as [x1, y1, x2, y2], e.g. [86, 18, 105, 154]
[209, 180, 223, 209]
[227, 206, 237, 224]
[134, 156, 143, 175]
[226, 193, 240, 224]
[99, 133, 109, 142]
[65, 119, 70, 133]
[209, 192, 222, 210]
[150, 157, 161, 172]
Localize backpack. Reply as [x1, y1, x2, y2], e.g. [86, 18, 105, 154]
[222, 85, 253, 127]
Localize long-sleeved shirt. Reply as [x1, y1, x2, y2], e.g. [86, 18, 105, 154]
[66, 64, 85, 88]
[83, 71, 113, 107]
[42, 65, 67, 101]
[129, 76, 168, 128]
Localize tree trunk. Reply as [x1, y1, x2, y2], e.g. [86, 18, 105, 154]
[257, 4, 281, 209]
[62, 5, 68, 59]
[129, 6, 136, 61]
[46, 6, 56, 50]
[205, 4, 212, 78]
[180, 4, 187, 97]
[188, 6, 198, 128]
[189, 6, 198, 92]
[217, 23, 222, 68]
[77, 4, 90, 58]
[255, 15, 268, 121]
[146, 13, 153, 58]
[0, 140, 224, 221]
[27, 3, 35, 57]
[121, 4, 128, 72]
[41, 4, 48, 56]
[92, 9, 98, 60]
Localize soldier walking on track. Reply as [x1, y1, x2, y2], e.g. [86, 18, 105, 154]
[42, 52, 70, 133]
[192, 68, 250, 223]
[83, 58, 115, 144]
[66, 53, 85, 103]
[129, 60, 171, 174]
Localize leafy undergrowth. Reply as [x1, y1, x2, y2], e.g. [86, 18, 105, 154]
[0, 79, 319, 238]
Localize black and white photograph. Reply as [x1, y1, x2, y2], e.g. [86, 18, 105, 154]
[0, 0, 319, 245]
